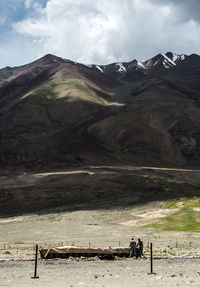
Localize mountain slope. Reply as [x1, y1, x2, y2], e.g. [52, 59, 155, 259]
[0, 52, 200, 171]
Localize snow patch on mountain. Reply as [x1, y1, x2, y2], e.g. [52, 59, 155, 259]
[181, 55, 185, 60]
[172, 53, 179, 63]
[161, 53, 186, 69]
[116, 63, 126, 73]
[85, 64, 92, 68]
[81, 52, 187, 74]
[137, 61, 147, 69]
[163, 61, 170, 69]
[162, 54, 176, 67]
[172, 53, 186, 63]
[135, 53, 187, 72]
[95, 65, 104, 73]
[153, 60, 159, 66]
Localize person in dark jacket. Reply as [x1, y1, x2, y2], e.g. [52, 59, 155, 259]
[137, 238, 143, 257]
[129, 237, 136, 258]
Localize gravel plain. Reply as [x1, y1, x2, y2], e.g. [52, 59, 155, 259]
[1, 258, 200, 287]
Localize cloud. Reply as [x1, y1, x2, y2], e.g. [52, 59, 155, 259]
[24, 0, 32, 9]
[150, 0, 200, 23]
[1, 0, 200, 68]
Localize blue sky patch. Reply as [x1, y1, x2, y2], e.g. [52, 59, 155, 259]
[0, 0, 199, 69]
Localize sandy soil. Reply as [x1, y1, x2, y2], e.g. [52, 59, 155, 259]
[121, 208, 178, 226]
[1, 258, 200, 287]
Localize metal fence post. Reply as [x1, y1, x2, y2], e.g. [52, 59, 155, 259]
[31, 244, 39, 279]
[148, 243, 156, 275]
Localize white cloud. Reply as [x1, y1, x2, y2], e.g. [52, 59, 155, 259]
[150, 0, 200, 23]
[24, 0, 32, 9]
[2, 0, 200, 68]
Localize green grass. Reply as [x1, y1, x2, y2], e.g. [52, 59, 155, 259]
[23, 69, 111, 105]
[148, 197, 200, 232]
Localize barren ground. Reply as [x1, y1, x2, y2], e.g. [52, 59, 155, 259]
[1, 259, 200, 287]
[0, 166, 200, 286]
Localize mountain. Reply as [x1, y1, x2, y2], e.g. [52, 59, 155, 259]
[0, 51, 200, 171]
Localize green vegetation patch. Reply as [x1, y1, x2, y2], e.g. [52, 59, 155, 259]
[148, 197, 200, 232]
[23, 69, 111, 105]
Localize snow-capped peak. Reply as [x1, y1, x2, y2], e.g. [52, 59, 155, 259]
[77, 52, 187, 75]
[162, 53, 176, 67]
[116, 63, 126, 73]
[161, 53, 186, 70]
[136, 59, 153, 70]
[135, 52, 187, 71]
[172, 53, 186, 62]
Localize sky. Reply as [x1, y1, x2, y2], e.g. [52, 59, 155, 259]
[0, 0, 200, 68]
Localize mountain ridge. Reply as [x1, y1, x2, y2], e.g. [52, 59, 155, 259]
[0, 51, 200, 172]
[0, 51, 193, 79]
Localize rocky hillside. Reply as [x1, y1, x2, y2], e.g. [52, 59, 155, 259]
[0, 52, 200, 171]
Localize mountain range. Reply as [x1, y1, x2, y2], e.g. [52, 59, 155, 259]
[1, 51, 200, 171]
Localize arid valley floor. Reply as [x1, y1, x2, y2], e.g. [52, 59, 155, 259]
[0, 166, 200, 286]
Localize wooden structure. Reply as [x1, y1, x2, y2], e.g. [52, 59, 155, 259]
[40, 246, 130, 259]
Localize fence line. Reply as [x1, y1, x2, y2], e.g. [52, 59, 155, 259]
[1, 240, 200, 252]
